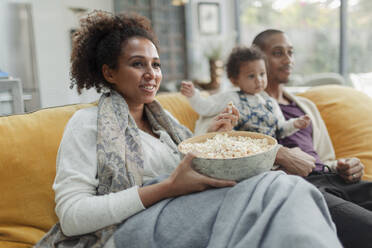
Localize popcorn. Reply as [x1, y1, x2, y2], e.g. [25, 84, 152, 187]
[227, 101, 234, 113]
[179, 133, 273, 159]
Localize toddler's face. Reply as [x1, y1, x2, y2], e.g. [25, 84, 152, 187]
[233, 59, 267, 95]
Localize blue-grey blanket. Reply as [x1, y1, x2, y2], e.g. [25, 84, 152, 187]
[107, 171, 341, 248]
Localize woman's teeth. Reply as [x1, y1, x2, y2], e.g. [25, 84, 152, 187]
[142, 85, 155, 90]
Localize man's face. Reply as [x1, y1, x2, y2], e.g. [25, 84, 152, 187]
[262, 33, 294, 85]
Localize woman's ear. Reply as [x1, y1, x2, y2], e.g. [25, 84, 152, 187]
[102, 64, 116, 85]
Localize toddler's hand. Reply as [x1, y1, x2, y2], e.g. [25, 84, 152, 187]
[294, 115, 311, 129]
[180, 81, 195, 97]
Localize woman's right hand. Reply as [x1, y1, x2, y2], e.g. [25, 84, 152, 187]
[138, 153, 236, 208]
[165, 153, 236, 197]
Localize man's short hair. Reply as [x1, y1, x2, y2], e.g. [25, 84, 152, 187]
[252, 29, 284, 51]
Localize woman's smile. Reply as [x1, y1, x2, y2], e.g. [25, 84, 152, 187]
[104, 37, 162, 107]
[140, 83, 157, 93]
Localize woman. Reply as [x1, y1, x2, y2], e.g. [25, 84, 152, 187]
[37, 10, 341, 248]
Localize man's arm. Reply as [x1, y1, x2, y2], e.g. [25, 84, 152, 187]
[275, 133, 365, 182]
[285, 93, 365, 182]
[275, 146, 316, 177]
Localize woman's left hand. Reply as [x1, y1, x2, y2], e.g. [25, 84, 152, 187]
[336, 157, 364, 183]
[207, 105, 239, 133]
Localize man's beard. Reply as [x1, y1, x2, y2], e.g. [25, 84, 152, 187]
[278, 78, 290, 84]
[278, 67, 291, 84]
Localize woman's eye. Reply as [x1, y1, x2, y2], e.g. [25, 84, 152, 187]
[132, 61, 143, 67]
[248, 74, 255, 79]
[260, 72, 266, 77]
[153, 62, 161, 68]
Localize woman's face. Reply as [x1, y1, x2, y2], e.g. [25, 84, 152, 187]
[104, 37, 162, 108]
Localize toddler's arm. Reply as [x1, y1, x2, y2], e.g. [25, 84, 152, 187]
[276, 115, 312, 139]
[271, 97, 310, 139]
[180, 81, 237, 117]
[293, 115, 311, 129]
[180, 81, 195, 98]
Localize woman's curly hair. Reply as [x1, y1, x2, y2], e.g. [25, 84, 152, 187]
[70, 10, 158, 94]
[226, 46, 265, 86]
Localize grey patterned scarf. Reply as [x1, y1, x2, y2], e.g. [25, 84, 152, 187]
[36, 90, 192, 248]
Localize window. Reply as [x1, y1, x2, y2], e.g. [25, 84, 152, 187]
[114, 0, 187, 85]
[239, 0, 340, 77]
[347, 0, 372, 74]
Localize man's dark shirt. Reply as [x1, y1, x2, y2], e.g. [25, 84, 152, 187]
[278, 101, 324, 171]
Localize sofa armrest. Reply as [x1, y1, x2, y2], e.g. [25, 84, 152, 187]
[0, 103, 95, 247]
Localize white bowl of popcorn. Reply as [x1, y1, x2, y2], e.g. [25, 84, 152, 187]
[178, 131, 279, 181]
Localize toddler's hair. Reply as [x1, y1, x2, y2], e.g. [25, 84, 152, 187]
[226, 46, 265, 84]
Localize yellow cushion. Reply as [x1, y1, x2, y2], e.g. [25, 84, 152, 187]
[156, 92, 199, 132]
[0, 93, 195, 247]
[299, 85, 372, 181]
[0, 103, 95, 248]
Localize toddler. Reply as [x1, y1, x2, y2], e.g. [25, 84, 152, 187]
[181, 46, 310, 137]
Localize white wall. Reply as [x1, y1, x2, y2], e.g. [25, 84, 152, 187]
[185, 0, 237, 88]
[0, 0, 113, 109]
[0, 0, 236, 109]
[0, 3, 8, 72]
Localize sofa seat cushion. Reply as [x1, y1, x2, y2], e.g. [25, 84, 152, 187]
[0, 103, 95, 248]
[299, 85, 372, 181]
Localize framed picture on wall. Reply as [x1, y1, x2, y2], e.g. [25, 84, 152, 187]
[198, 2, 220, 35]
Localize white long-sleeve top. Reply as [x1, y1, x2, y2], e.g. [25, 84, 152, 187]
[189, 89, 297, 137]
[54, 106, 181, 236]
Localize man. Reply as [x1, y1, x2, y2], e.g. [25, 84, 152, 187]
[252, 29, 372, 248]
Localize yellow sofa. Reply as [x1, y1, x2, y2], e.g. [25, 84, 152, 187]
[1, 85, 372, 247]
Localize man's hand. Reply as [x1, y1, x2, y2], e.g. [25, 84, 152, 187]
[336, 158, 364, 183]
[274, 146, 316, 177]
